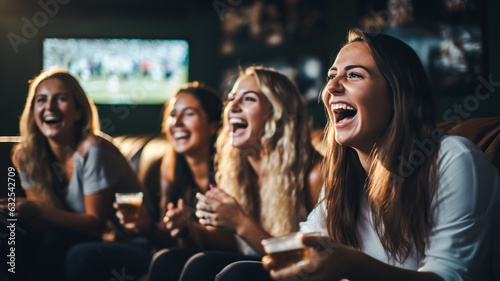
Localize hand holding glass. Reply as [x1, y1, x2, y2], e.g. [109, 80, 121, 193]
[115, 192, 143, 229]
[261, 232, 317, 271]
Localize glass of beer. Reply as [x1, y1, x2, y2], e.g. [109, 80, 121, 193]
[261, 232, 317, 271]
[115, 192, 143, 229]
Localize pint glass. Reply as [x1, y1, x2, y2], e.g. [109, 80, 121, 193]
[115, 192, 143, 229]
[261, 232, 315, 270]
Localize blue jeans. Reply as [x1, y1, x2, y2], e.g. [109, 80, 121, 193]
[179, 251, 261, 281]
[2, 226, 98, 281]
[149, 248, 201, 281]
[216, 261, 272, 281]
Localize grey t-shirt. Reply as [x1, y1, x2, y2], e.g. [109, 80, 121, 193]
[20, 138, 141, 213]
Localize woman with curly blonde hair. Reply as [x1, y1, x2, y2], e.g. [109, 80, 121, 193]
[210, 66, 321, 239]
[0, 68, 141, 281]
[151, 66, 323, 281]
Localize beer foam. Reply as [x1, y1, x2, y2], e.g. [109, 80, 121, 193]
[115, 192, 143, 204]
[262, 232, 305, 253]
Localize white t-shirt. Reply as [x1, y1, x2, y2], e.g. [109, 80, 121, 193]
[300, 135, 500, 281]
[20, 137, 142, 213]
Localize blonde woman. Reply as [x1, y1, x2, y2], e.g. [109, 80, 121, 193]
[149, 66, 323, 281]
[0, 69, 141, 281]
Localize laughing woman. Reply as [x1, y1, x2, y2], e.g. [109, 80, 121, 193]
[66, 82, 223, 281]
[257, 30, 500, 281]
[0, 69, 141, 281]
[148, 66, 323, 281]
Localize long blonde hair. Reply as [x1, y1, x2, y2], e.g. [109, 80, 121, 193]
[215, 66, 313, 236]
[12, 68, 100, 206]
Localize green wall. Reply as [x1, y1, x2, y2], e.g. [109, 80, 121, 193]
[1, 0, 498, 136]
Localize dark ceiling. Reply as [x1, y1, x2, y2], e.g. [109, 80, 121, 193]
[0, 0, 216, 18]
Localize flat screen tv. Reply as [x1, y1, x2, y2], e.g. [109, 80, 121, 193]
[43, 38, 189, 104]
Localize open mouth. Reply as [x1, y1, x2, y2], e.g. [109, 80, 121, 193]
[44, 116, 62, 126]
[229, 118, 248, 135]
[173, 131, 190, 140]
[332, 103, 357, 125]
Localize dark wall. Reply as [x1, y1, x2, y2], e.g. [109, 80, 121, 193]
[0, 1, 222, 136]
[0, 0, 498, 137]
[430, 0, 500, 124]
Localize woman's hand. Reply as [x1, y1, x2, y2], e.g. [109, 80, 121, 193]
[0, 197, 40, 218]
[163, 198, 191, 238]
[195, 187, 246, 233]
[113, 202, 151, 233]
[263, 235, 445, 281]
[262, 235, 353, 281]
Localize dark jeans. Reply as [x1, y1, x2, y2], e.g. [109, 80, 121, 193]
[216, 261, 272, 281]
[179, 251, 261, 281]
[65, 241, 153, 281]
[149, 248, 201, 281]
[2, 226, 98, 281]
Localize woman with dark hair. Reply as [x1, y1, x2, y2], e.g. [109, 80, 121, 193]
[160, 81, 222, 228]
[218, 29, 499, 281]
[154, 81, 224, 245]
[0, 68, 142, 281]
[65, 82, 223, 281]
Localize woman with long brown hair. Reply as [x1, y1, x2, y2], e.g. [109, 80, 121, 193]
[258, 29, 500, 281]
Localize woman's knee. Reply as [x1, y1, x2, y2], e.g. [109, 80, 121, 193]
[216, 261, 271, 281]
[65, 242, 100, 268]
[149, 248, 199, 281]
[150, 248, 172, 264]
[65, 242, 104, 280]
[184, 252, 210, 268]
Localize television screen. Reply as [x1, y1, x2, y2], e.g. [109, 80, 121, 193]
[43, 38, 189, 104]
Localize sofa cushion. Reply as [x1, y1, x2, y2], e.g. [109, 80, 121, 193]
[436, 117, 500, 173]
[310, 117, 500, 173]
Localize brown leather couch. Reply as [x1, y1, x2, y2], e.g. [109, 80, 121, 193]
[1, 117, 499, 212]
[310, 117, 500, 174]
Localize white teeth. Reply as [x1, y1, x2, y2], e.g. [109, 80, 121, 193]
[229, 118, 246, 125]
[173, 131, 189, 139]
[331, 103, 355, 111]
[44, 116, 60, 121]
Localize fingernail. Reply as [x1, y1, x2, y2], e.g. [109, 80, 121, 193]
[209, 184, 217, 189]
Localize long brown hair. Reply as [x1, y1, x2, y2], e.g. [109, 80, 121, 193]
[324, 29, 439, 262]
[160, 82, 222, 209]
[12, 68, 100, 206]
